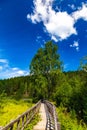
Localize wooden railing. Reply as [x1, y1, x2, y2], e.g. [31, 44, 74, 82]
[1, 100, 60, 130]
[1, 100, 41, 130]
[44, 100, 61, 130]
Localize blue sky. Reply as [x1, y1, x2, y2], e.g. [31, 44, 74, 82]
[0, 0, 87, 79]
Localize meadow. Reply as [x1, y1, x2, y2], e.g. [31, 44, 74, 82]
[0, 97, 87, 130]
[0, 97, 33, 127]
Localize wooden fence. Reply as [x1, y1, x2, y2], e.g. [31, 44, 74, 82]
[44, 100, 61, 130]
[1, 100, 41, 130]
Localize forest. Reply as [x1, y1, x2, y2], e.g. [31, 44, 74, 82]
[0, 41, 87, 129]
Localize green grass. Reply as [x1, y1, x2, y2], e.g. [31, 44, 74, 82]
[57, 106, 87, 130]
[0, 97, 33, 126]
[25, 113, 41, 130]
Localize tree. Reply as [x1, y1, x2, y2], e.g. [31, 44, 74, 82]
[30, 41, 62, 74]
[30, 41, 62, 99]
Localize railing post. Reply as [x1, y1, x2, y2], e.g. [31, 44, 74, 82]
[44, 100, 61, 130]
[22, 116, 24, 128]
[17, 119, 20, 130]
[53, 105, 58, 130]
[26, 114, 28, 123]
[0, 100, 41, 130]
[57, 122, 61, 130]
[9, 125, 13, 130]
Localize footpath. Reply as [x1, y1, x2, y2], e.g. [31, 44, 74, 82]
[33, 103, 47, 130]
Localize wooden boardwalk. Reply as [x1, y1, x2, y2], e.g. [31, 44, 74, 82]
[33, 103, 47, 130]
[1, 100, 60, 130]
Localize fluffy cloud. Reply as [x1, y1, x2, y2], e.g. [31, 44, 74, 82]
[45, 11, 76, 40]
[3, 69, 28, 79]
[73, 4, 87, 21]
[0, 59, 28, 79]
[27, 0, 76, 41]
[0, 59, 9, 69]
[27, 0, 53, 24]
[0, 59, 8, 64]
[70, 41, 79, 51]
[51, 35, 58, 42]
[27, 0, 87, 42]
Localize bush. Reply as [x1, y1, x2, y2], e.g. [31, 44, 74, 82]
[57, 106, 87, 130]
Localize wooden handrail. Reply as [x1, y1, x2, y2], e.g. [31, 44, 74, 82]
[1, 100, 60, 130]
[44, 100, 61, 130]
[1, 100, 41, 130]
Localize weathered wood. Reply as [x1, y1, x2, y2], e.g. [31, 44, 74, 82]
[1, 100, 41, 130]
[1, 100, 60, 130]
[33, 103, 47, 130]
[17, 119, 20, 130]
[22, 116, 24, 128]
[44, 100, 61, 130]
[57, 122, 61, 130]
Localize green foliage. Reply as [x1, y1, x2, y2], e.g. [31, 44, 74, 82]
[30, 74, 48, 102]
[0, 98, 33, 126]
[0, 42, 87, 128]
[25, 114, 41, 130]
[57, 106, 87, 130]
[55, 82, 72, 107]
[15, 82, 25, 99]
[30, 41, 62, 99]
[53, 70, 87, 126]
[30, 41, 62, 75]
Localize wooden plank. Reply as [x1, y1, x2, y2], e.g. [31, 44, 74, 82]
[33, 103, 47, 130]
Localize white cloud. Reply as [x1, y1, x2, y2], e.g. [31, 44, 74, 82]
[27, 0, 87, 42]
[76, 47, 79, 51]
[73, 4, 87, 21]
[27, 0, 77, 41]
[6, 69, 28, 78]
[0, 59, 28, 79]
[70, 41, 79, 51]
[0, 68, 28, 79]
[17, 70, 25, 75]
[27, 0, 53, 24]
[0, 69, 28, 79]
[45, 11, 77, 40]
[51, 35, 58, 42]
[12, 67, 19, 71]
[73, 42, 79, 47]
[0, 59, 8, 64]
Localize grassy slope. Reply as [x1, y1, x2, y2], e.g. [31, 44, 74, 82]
[1, 97, 86, 130]
[0, 98, 33, 126]
[57, 106, 87, 130]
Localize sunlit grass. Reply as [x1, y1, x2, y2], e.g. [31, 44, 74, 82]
[0, 98, 33, 126]
[57, 106, 87, 130]
[25, 113, 41, 130]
